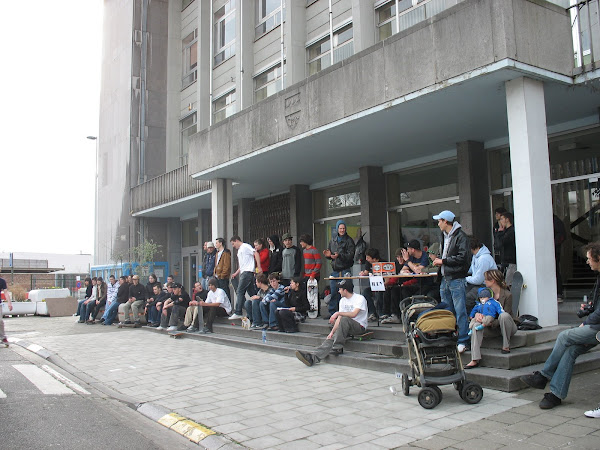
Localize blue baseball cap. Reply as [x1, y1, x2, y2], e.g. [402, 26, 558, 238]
[432, 210, 455, 222]
[477, 287, 493, 298]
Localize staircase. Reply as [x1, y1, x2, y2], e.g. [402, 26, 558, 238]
[563, 252, 596, 300]
[145, 311, 600, 393]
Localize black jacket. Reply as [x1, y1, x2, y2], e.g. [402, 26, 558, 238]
[145, 281, 161, 302]
[584, 275, 600, 331]
[327, 234, 355, 272]
[498, 226, 516, 265]
[438, 224, 470, 279]
[285, 288, 310, 315]
[117, 282, 130, 303]
[129, 283, 147, 302]
[171, 290, 191, 309]
[268, 235, 283, 274]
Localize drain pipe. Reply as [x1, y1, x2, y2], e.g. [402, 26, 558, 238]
[280, 0, 285, 88]
[139, 0, 148, 184]
[328, 0, 334, 66]
[240, 1, 244, 105]
[209, 1, 214, 126]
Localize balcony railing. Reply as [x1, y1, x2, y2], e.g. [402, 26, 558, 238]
[568, 0, 600, 69]
[131, 164, 211, 213]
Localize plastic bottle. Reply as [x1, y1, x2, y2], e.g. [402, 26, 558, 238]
[262, 329, 267, 343]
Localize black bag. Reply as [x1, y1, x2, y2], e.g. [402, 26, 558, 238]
[517, 314, 542, 330]
[354, 233, 367, 264]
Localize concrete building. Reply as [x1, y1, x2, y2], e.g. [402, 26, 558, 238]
[96, 0, 600, 326]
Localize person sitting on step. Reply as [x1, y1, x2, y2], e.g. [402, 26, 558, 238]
[276, 277, 310, 333]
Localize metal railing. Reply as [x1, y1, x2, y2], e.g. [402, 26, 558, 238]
[131, 164, 210, 213]
[568, 0, 600, 68]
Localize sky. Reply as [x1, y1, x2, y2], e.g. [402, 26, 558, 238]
[0, 1, 103, 255]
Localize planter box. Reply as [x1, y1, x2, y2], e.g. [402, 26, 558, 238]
[28, 289, 71, 303]
[43, 297, 78, 317]
[2, 302, 36, 315]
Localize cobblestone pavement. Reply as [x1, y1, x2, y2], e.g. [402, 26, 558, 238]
[5, 316, 600, 449]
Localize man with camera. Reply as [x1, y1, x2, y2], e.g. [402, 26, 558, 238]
[521, 242, 600, 409]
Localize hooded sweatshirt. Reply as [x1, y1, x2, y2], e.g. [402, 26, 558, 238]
[466, 245, 497, 285]
[268, 235, 283, 274]
[439, 221, 470, 279]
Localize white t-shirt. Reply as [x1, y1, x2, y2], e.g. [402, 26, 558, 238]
[205, 288, 232, 314]
[339, 293, 368, 329]
[237, 243, 256, 273]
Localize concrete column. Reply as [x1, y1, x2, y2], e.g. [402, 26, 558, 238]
[197, 0, 211, 130]
[197, 209, 212, 244]
[352, 0, 375, 53]
[236, 0, 254, 110]
[290, 185, 312, 240]
[457, 141, 492, 248]
[167, 218, 182, 282]
[505, 77, 557, 326]
[285, 0, 308, 86]
[211, 178, 233, 242]
[237, 198, 253, 242]
[359, 166, 388, 259]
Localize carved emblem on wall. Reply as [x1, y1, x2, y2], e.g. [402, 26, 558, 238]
[285, 112, 300, 129]
[284, 93, 301, 129]
[285, 93, 300, 109]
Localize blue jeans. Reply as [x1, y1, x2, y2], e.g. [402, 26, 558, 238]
[103, 301, 120, 325]
[147, 303, 162, 325]
[76, 299, 86, 316]
[541, 325, 598, 399]
[329, 270, 351, 315]
[235, 271, 256, 315]
[440, 277, 469, 345]
[260, 298, 287, 328]
[244, 299, 263, 326]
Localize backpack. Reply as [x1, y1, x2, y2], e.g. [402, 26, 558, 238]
[354, 232, 367, 264]
[517, 314, 542, 330]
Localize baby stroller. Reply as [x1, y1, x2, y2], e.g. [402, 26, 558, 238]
[398, 295, 483, 409]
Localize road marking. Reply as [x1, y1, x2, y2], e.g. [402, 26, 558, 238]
[13, 364, 74, 395]
[0, 388, 6, 399]
[41, 365, 90, 395]
[109, 368, 122, 372]
[27, 344, 43, 353]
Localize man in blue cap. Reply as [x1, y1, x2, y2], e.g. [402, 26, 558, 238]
[432, 210, 470, 353]
[323, 220, 355, 318]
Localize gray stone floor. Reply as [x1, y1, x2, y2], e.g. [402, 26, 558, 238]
[5, 316, 600, 449]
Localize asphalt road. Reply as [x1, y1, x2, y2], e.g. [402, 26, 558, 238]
[0, 345, 197, 450]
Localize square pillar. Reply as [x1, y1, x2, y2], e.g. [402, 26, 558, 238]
[352, 0, 375, 53]
[457, 141, 492, 248]
[211, 178, 233, 242]
[359, 166, 388, 259]
[290, 185, 312, 240]
[506, 77, 557, 326]
[237, 198, 253, 242]
[285, 0, 308, 86]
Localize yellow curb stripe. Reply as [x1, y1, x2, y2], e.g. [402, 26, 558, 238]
[157, 413, 216, 443]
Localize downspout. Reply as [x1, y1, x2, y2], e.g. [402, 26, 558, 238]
[139, 0, 148, 184]
[328, 0, 334, 66]
[395, 0, 399, 34]
[240, 0, 243, 105]
[281, 0, 285, 88]
[209, 1, 214, 126]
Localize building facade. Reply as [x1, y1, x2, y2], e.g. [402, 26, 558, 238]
[96, 0, 600, 326]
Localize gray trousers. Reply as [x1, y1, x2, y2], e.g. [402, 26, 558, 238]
[470, 312, 517, 360]
[0, 313, 5, 339]
[313, 316, 364, 360]
[121, 300, 145, 322]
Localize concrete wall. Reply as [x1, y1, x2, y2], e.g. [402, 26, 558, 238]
[188, 0, 573, 176]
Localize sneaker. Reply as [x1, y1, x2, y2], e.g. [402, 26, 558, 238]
[149, 323, 159, 328]
[457, 344, 467, 353]
[520, 371, 548, 390]
[186, 326, 198, 332]
[166, 326, 178, 332]
[380, 314, 390, 320]
[368, 314, 378, 322]
[584, 404, 600, 418]
[228, 314, 243, 320]
[156, 326, 164, 331]
[177, 325, 187, 331]
[381, 314, 400, 324]
[539, 392, 562, 409]
[134, 322, 142, 328]
[250, 324, 263, 330]
[202, 327, 213, 333]
[295, 350, 315, 367]
[99, 318, 105, 323]
[124, 320, 133, 325]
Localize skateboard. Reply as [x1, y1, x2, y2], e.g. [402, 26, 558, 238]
[351, 331, 374, 341]
[168, 331, 184, 339]
[117, 322, 137, 328]
[510, 271, 524, 317]
[307, 278, 319, 319]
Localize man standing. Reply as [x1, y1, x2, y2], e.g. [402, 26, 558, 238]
[214, 237, 231, 299]
[497, 212, 516, 273]
[281, 233, 302, 285]
[521, 242, 600, 410]
[432, 210, 470, 353]
[323, 220, 355, 318]
[229, 236, 256, 320]
[202, 242, 217, 290]
[300, 234, 321, 281]
[122, 275, 146, 327]
[0, 276, 12, 346]
[295, 279, 367, 366]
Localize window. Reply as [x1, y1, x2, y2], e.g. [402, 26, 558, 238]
[376, 0, 418, 41]
[180, 112, 197, 166]
[182, 0, 194, 11]
[256, 0, 282, 38]
[254, 63, 284, 102]
[213, 90, 236, 124]
[182, 29, 198, 88]
[182, 219, 198, 247]
[214, 1, 236, 66]
[307, 24, 354, 76]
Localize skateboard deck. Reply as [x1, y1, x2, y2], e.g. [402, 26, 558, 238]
[169, 331, 184, 339]
[510, 271, 524, 317]
[307, 278, 319, 319]
[351, 331, 374, 341]
[117, 322, 136, 328]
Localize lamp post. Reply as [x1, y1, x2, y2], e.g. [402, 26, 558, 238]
[87, 136, 98, 265]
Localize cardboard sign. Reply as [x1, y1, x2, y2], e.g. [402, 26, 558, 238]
[369, 276, 386, 292]
[371, 262, 396, 277]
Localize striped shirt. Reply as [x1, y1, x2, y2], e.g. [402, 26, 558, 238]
[303, 245, 322, 278]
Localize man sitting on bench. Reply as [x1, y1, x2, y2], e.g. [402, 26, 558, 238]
[295, 279, 367, 366]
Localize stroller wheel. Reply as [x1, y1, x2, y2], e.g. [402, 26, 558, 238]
[431, 385, 443, 404]
[401, 373, 410, 396]
[461, 382, 483, 404]
[418, 387, 440, 409]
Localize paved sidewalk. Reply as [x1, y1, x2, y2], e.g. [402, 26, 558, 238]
[5, 316, 600, 449]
